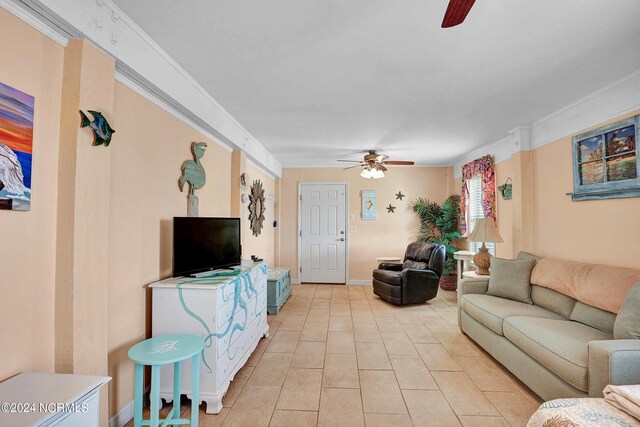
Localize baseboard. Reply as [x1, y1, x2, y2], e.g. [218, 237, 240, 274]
[291, 278, 300, 285]
[347, 280, 372, 286]
[109, 387, 150, 427]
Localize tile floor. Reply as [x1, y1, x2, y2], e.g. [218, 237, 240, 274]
[127, 284, 543, 427]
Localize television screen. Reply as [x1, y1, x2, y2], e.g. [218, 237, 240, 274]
[173, 217, 241, 277]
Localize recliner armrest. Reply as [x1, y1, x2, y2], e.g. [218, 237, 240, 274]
[588, 339, 640, 397]
[401, 268, 439, 282]
[378, 263, 403, 271]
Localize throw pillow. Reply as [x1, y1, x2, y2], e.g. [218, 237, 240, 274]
[487, 257, 536, 304]
[614, 282, 640, 339]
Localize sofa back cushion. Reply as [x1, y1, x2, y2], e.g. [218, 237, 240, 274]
[487, 257, 536, 304]
[614, 282, 640, 339]
[570, 301, 616, 334]
[530, 258, 640, 314]
[531, 285, 576, 319]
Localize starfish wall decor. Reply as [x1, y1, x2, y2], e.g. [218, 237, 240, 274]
[386, 204, 396, 213]
[395, 191, 405, 201]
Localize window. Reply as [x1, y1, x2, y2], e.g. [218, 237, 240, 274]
[467, 176, 495, 255]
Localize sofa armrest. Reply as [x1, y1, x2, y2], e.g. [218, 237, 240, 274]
[458, 277, 489, 296]
[457, 277, 489, 328]
[588, 339, 640, 397]
[378, 262, 403, 271]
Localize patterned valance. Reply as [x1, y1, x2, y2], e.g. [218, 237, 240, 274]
[460, 154, 496, 234]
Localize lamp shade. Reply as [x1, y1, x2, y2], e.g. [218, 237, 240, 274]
[467, 218, 503, 243]
[360, 167, 385, 179]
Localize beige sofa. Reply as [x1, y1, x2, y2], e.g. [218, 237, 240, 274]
[458, 253, 640, 401]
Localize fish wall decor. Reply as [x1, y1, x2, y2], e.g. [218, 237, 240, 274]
[79, 110, 115, 146]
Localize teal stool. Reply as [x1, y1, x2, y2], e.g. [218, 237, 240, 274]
[128, 334, 204, 427]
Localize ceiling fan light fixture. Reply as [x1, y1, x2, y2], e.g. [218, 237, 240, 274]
[360, 166, 385, 179]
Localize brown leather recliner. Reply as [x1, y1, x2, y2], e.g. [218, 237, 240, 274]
[372, 242, 446, 305]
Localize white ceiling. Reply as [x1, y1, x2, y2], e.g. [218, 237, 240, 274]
[113, 0, 640, 167]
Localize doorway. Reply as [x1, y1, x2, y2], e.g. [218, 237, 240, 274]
[298, 182, 348, 284]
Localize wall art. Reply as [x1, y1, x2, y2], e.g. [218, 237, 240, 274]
[362, 190, 376, 220]
[0, 82, 34, 211]
[179, 142, 207, 217]
[248, 179, 266, 236]
[570, 115, 639, 201]
[79, 110, 115, 146]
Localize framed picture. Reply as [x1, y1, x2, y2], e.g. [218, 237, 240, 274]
[362, 190, 376, 220]
[0, 82, 35, 211]
[570, 115, 639, 201]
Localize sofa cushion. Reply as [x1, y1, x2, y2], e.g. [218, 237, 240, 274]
[372, 269, 402, 285]
[503, 317, 613, 392]
[570, 301, 616, 334]
[614, 282, 640, 339]
[531, 285, 576, 319]
[487, 257, 536, 304]
[531, 258, 640, 314]
[461, 294, 563, 336]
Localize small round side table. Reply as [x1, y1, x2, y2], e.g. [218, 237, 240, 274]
[128, 334, 204, 427]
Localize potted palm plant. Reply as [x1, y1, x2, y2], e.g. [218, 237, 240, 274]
[412, 195, 462, 291]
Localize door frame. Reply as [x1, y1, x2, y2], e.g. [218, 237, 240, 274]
[297, 181, 350, 284]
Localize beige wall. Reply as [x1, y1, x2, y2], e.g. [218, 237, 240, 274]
[530, 111, 640, 269]
[107, 82, 232, 416]
[281, 167, 451, 282]
[242, 162, 276, 267]
[0, 9, 64, 380]
[484, 111, 640, 269]
[494, 158, 514, 258]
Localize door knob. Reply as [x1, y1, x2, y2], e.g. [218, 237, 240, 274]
[340, 231, 345, 234]
[339, 238, 345, 241]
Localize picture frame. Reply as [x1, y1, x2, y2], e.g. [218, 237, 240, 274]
[569, 115, 640, 201]
[361, 190, 376, 220]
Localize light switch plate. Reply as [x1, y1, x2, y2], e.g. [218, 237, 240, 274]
[350, 214, 356, 221]
[350, 226, 357, 233]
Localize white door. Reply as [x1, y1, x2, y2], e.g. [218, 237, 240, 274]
[299, 183, 347, 283]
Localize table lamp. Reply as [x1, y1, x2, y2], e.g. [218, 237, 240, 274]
[467, 218, 503, 275]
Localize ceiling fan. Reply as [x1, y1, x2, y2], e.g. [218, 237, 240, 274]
[441, 0, 476, 28]
[338, 150, 415, 178]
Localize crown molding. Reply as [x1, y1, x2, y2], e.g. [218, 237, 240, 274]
[453, 68, 640, 178]
[3, 0, 282, 177]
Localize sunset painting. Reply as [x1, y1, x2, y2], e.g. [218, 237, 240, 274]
[0, 82, 34, 211]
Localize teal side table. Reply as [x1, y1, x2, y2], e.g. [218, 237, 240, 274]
[267, 267, 291, 314]
[128, 334, 204, 427]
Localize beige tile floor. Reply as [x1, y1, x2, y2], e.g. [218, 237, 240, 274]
[127, 284, 543, 427]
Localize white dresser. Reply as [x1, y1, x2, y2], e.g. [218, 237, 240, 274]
[0, 372, 110, 427]
[149, 261, 268, 414]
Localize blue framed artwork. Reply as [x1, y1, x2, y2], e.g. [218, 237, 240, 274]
[570, 115, 640, 201]
[0, 82, 35, 211]
[362, 190, 376, 220]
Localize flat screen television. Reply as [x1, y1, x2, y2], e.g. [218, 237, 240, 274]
[173, 217, 241, 277]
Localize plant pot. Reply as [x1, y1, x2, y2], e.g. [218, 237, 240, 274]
[439, 274, 458, 291]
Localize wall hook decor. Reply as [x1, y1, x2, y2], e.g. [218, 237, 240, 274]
[386, 204, 396, 213]
[79, 110, 115, 146]
[178, 142, 207, 217]
[395, 191, 405, 201]
[498, 177, 513, 200]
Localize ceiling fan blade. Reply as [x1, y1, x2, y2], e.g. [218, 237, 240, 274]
[337, 160, 364, 163]
[382, 161, 415, 165]
[441, 0, 476, 28]
[377, 164, 388, 172]
[343, 165, 363, 170]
